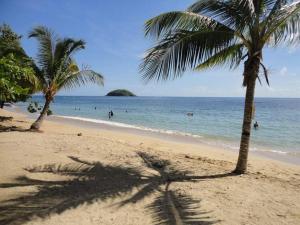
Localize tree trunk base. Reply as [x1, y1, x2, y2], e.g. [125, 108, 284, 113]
[29, 98, 51, 131]
[30, 122, 41, 130]
[232, 168, 246, 175]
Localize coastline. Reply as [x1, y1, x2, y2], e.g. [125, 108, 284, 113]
[1, 108, 300, 225]
[50, 115, 300, 165]
[8, 105, 300, 165]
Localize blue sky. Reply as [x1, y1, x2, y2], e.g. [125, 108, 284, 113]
[1, 0, 299, 97]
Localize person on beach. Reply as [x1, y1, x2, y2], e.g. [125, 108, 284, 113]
[254, 121, 259, 129]
[108, 110, 114, 119]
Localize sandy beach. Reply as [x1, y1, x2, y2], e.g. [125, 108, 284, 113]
[0, 108, 300, 225]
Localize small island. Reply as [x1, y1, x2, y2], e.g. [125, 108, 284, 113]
[106, 89, 136, 97]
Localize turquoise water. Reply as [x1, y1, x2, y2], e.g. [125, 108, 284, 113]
[17, 96, 300, 157]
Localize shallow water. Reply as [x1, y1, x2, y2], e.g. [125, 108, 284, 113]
[17, 96, 300, 159]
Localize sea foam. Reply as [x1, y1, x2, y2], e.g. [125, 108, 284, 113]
[53, 115, 203, 139]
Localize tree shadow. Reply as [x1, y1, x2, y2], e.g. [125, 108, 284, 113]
[0, 116, 13, 122]
[0, 124, 30, 132]
[0, 153, 234, 225]
[0, 116, 34, 132]
[147, 186, 215, 225]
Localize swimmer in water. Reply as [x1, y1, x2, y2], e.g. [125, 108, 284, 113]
[254, 121, 259, 129]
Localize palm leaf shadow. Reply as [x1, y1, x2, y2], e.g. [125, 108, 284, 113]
[148, 187, 216, 225]
[0, 153, 231, 224]
[0, 124, 29, 132]
[0, 156, 146, 225]
[128, 152, 221, 224]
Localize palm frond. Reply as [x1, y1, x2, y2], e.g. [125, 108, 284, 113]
[264, 0, 289, 20]
[264, 1, 300, 46]
[259, 62, 270, 85]
[68, 39, 86, 55]
[53, 38, 76, 67]
[53, 38, 85, 78]
[194, 43, 244, 71]
[54, 38, 85, 62]
[141, 29, 235, 82]
[187, 0, 255, 32]
[145, 11, 234, 39]
[60, 69, 104, 90]
[28, 26, 56, 82]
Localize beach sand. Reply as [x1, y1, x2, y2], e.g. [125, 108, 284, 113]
[0, 108, 299, 225]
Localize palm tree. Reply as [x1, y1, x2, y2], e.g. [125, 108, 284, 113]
[141, 0, 300, 174]
[29, 26, 104, 130]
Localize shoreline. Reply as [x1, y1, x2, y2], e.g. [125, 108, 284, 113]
[5, 105, 300, 165]
[1, 108, 300, 225]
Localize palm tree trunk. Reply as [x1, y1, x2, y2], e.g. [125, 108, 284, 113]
[0, 101, 4, 109]
[234, 58, 260, 174]
[30, 98, 51, 130]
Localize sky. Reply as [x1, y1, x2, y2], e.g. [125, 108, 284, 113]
[1, 0, 300, 97]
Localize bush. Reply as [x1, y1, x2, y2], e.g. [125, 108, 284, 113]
[47, 109, 52, 116]
[27, 101, 53, 116]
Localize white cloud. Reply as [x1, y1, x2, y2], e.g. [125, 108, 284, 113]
[288, 46, 300, 54]
[278, 67, 297, 77]
[279, 67, 288, 76]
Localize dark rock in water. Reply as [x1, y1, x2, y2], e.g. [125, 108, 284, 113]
[106, 89, 136, 96]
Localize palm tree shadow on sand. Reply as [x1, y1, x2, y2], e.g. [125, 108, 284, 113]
[0, 152, 236, 225]
[0, 124, 30, 132]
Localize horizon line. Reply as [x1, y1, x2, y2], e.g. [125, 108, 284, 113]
[32, 95, 300, 99]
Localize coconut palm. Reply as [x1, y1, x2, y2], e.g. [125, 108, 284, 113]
[141, 0, 300, 174]
[29, 26, 104, 130]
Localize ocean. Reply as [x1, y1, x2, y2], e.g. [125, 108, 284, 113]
[17, 96, 300, 162]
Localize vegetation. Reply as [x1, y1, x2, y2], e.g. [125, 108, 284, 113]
[27, 101, 52, 115]
[106, 89, 136, 96]
[0, 23, 25, 57]
[140, 0, 300, 173]
[28, 26, 104, 130]
[0, 54, 36, 108]
[27, 101, 40, 113]
[0, 24, 37, 108]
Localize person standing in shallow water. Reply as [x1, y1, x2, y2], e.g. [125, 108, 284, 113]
[254, 121, 259, 129]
